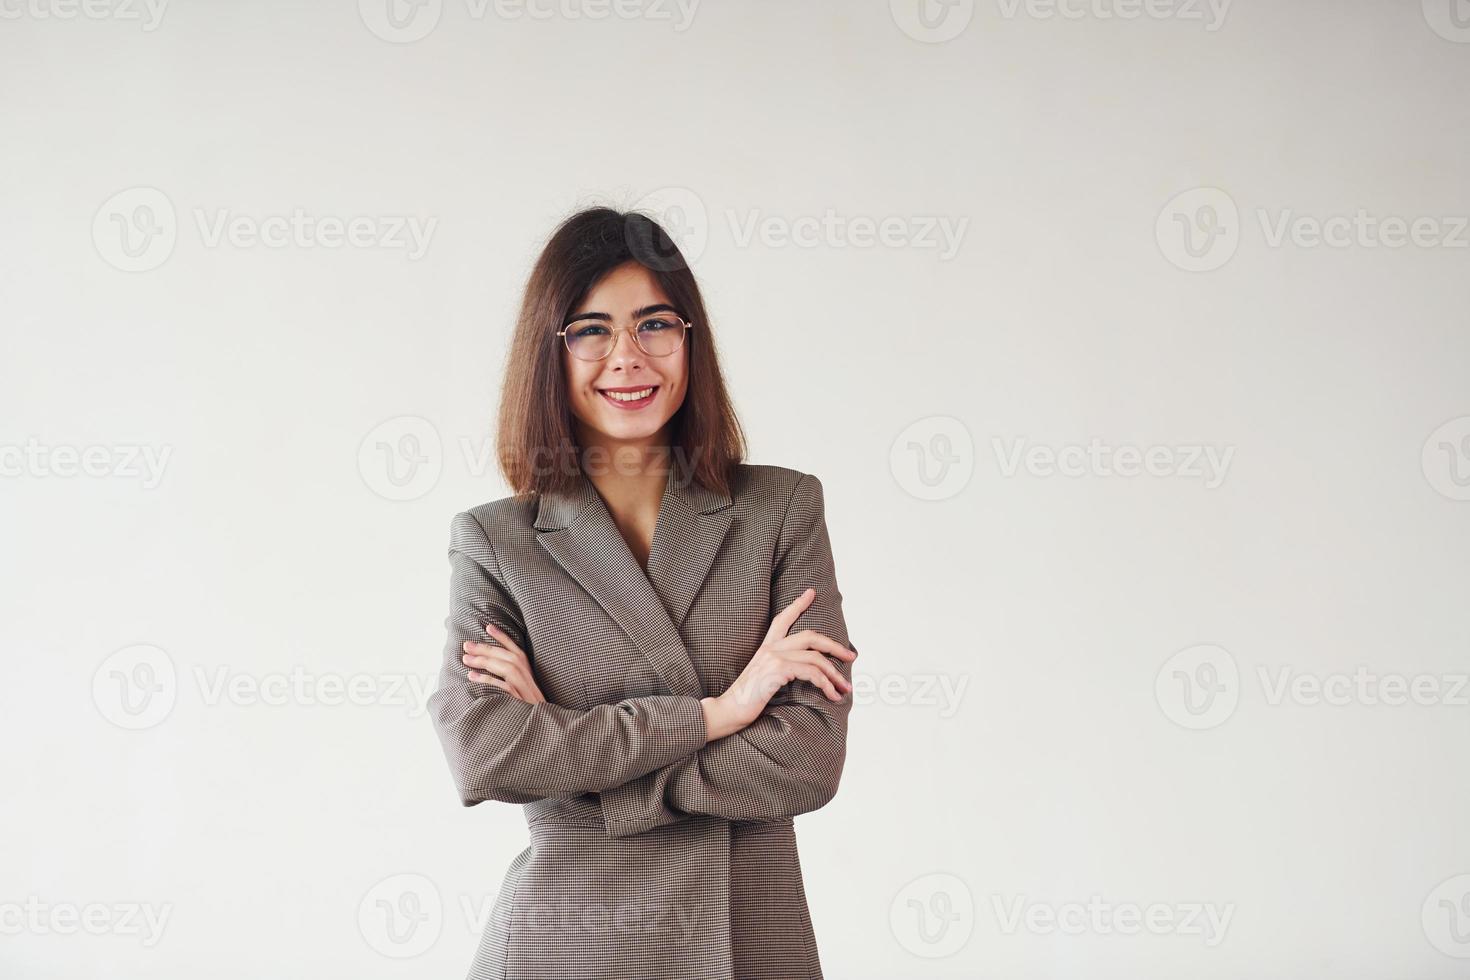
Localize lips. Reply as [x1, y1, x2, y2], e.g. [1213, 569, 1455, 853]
[597, 384, 659, 409]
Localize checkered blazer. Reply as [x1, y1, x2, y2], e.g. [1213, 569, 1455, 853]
[429, 462, 856, 980]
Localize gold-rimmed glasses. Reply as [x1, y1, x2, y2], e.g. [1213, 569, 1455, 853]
[557, 312, 693, 361]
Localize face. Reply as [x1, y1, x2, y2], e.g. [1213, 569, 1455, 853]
[561, 260, 690, 457]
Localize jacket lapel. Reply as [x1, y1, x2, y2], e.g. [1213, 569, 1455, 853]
[533, 464, 734, 699]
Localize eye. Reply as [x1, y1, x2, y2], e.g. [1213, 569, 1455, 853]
[637, 317, 677, 332]
[569, 322, 608, 337]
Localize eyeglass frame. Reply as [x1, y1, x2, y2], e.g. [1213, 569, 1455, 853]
[556, 312, 695, 361]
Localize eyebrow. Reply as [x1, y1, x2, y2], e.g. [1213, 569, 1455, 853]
[563, 303, 680, 326]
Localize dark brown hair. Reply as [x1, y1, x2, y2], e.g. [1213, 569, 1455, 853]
[496, 206, 747, 498]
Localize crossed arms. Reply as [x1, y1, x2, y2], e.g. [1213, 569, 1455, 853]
[427, 473, 856, 839]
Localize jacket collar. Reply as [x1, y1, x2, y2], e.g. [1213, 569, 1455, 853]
[533, 464, 734, 699]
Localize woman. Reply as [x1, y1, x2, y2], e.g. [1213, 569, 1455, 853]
[429, 207, 859, 980]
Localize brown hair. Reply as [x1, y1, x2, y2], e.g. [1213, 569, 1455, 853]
[495, 206, 747, 498]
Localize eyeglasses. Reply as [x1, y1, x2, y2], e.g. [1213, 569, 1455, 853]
[557, 313, 693, 362]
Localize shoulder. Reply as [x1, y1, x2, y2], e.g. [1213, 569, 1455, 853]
[447, 491, 538, 553]
[730, 462, 827, 514]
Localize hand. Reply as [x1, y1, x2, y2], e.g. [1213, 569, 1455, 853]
[702, 587, 857, 740]
[462, 622, 546, 704]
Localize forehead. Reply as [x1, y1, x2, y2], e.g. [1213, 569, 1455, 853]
[577, 262, 670, 309]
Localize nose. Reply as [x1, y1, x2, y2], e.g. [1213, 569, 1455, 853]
[605, 326, 645, 366]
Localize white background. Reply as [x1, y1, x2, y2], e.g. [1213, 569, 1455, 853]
[3, 1, 1469, 977]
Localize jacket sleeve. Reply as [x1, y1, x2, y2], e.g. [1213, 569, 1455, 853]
[598, 473, 855, 839]
[429, 510, 710, 807]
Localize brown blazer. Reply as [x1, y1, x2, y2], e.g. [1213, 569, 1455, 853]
[429, 462, 856, 980]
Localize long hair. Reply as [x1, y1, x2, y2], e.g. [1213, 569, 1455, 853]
[495, 206, 746, 498]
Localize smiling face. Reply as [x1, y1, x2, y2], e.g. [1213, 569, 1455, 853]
[561, 260, 690, 459]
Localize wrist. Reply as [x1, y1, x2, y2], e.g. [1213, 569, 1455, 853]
[699, 695, 742, 741]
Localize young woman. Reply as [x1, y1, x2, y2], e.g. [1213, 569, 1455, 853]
[429, 207, 859, 980]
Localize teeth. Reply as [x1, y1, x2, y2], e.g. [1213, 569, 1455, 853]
[604, 387, 655, 402]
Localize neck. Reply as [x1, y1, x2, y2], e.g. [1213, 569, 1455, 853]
[578, 443, 672, 522]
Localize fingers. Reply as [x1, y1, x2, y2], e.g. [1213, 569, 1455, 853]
[467, 672, 519, 698]
[812, 650, 852, 693]
[764, 587, 815, 644]
[482, 622, 524, 654]
[791, 660, 844, 702]
[767, 628, 857, 662]
[462, 642, 531, 689]
[795, 648, 851, 698]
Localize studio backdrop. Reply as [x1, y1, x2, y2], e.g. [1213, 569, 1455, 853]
[3, 1, 1469, 978]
